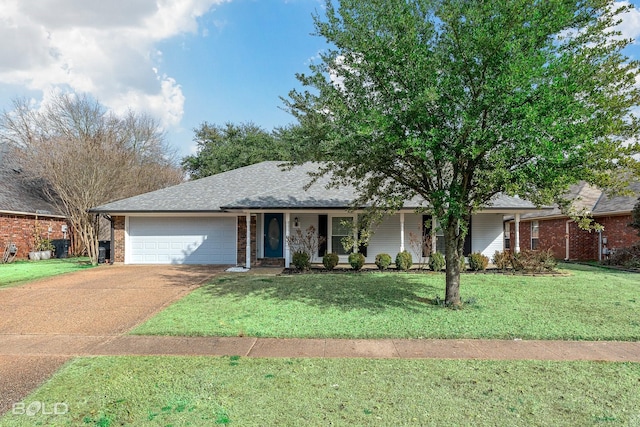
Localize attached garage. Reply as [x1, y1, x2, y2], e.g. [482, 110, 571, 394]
[127, 216, 237, 265]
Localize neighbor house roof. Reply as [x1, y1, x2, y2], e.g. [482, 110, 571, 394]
[592, 181, 640, 215]
[514, 180, 639, 221]
[0, 143, 64, 217]
[90, 161, 542, 214]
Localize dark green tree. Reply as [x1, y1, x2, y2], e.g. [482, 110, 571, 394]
[182, 122, 291, 178]
[631, 197, 640, 236]
[285, 0, 640, 305]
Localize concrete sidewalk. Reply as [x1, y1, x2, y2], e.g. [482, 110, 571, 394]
[1, 334, 639, 362]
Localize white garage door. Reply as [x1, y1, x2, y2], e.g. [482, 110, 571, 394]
[128, 217, 237, 264]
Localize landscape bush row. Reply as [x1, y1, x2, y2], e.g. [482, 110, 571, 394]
[290, 248, 558, 272]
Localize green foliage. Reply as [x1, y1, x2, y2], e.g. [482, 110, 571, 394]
[631, 197, 640, 236]
[285, 0, 640, 304]
[602, 242, 640, 268]
[35, 238, 55, 252]
[492, 250, 511, 271]
[511, 249, 558, 273]
[291, 251, 310, 271]
[395, 250, 413, 271]
[375, 253, 392, 270]
[428, 252, 445, 272]
[322, 252, 339, 271]
[468, 252, 489, 271]
[181, 122, 292, 179]
[348, 252, 365, 271]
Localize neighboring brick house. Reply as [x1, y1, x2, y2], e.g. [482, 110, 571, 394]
[0, 143, 69, 259]
[506, 181, 640, 261]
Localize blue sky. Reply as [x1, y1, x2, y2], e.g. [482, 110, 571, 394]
[0, 0, 639, 159]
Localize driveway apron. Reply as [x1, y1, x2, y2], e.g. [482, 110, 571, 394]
[0, 265, 221, 414]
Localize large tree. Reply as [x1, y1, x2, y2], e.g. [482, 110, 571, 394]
[182, 122, 293, 178]
[285, 0, 640, 305]
[0, 93, 183, 264]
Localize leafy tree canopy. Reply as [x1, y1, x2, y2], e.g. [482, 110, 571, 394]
[284, 0, 640, 304]
[182, 122, 294, 179]
[631, 197, 640, 236]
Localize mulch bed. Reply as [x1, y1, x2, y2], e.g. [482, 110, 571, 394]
[280, 266, 568, 276]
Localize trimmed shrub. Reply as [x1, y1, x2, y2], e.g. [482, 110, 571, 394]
[348, 252, 366, 271]
[603, 242, 640, 268]
[375, 253, 392, 270]
[428, 252, 445, 271]
[468, 252, 489, 271]
[492, 250, 511, 271]
[292, 251, 310, 271]
[537, 248, 558, 271]
[460, 256, 467, 272]
[511, 249, 558, 272]
[395, 250, 413, 271]
[323, 252, 339, 271]
[510, 251, 525, 271]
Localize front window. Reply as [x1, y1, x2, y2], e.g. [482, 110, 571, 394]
[531, 221, 539, 250]
[331, 217, 353, 255]
[504, 222, 511, 250]
[434, 220, 445, 254]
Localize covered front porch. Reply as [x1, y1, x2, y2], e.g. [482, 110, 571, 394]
[237, 211, 528, 269]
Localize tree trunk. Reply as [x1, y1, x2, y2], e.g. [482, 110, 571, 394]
[444, 219, 464, 306]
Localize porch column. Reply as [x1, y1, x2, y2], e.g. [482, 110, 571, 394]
[400, 212, 405, 252]
[514, 213, 521, 253]
[245, 212, 251, 269]
[284, 212, 291, 268]
[431, 217, 436, 253]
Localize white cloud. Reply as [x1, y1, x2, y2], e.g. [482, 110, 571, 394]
[616, 1, 640, 41]
[0, 0, 228, 128]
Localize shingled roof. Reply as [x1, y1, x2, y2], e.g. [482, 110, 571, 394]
[517, 179, 639, 220]
[90, 161, 541, 213]
[0, 143, 64, 217]
[592, 181, 640, 215]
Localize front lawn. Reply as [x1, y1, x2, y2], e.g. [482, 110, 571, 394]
[1, 356, 638, 426]
[132, 263, 640, 340]
[0, 258, 93, 288]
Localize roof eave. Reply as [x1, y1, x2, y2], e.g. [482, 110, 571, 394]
[0, 209, 66, 219]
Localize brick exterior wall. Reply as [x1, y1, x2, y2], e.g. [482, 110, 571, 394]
[113, 216, 125, 263]
[510, 214, 639, 261]
[599, 215, 640, 253]
[237, 215, 257, 266]
[0, 214, 68, 259]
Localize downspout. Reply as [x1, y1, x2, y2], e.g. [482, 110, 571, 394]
[245, 212, 251, 269]
[514, 213, 521, 253]
[598, 229, 602, 262]
[565, 220, 572, 261]
[399, 212, 405, 252]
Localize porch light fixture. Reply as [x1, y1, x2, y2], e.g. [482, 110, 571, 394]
[294, 217, 300, 228]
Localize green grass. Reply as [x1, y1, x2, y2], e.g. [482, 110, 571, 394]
[0, 258, 93, 287]
[132, 263, 640, 340]
[1, 356, 638, 426]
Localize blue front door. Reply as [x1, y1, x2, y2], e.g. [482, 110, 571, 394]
[264, 213, 283, 258]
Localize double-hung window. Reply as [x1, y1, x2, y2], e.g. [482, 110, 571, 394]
[531, 221, 539, 250]
[331, 216, 353, 255]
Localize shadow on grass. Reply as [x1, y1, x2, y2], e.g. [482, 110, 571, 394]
[202, 273, 444, 313]
[154, 265, 229, 288]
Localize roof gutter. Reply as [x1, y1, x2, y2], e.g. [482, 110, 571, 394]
[0, 209, 66, 219]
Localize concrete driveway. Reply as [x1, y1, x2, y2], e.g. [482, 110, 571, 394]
[0, 264, 222, 414]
